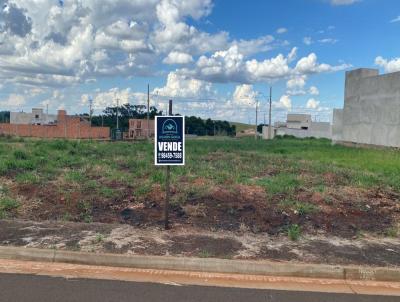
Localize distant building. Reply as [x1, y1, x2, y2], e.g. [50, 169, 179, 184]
[272, 113, 332, 139]
[262, 125, 275, 140]
[333, 68, 400, 147]
[0, 109, 109, 139]
[10, 108, 57, 125]
[286, 114, 312, 130]
[128, 119, 154, 139]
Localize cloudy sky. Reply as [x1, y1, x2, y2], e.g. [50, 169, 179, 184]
[0, 0, 399, 124]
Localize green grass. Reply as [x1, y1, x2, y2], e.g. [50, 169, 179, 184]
[0, 136, 400, 223]
[15, 172, 39, 184]
[0, 197, 19, 218]
[93, 233, 105, 244]
[78, 200, 93, 223]
[384, 227, 399, 238]
[279, 199, 319, 216]
[287, 224, 301, 241]
[198, 250, 214, 258]
[257, 174, 301, 196]
[65, 170, 86, 183]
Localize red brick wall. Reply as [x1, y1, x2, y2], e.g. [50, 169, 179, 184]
[128, 119, 155, 138]
[0, 118, 110, 139]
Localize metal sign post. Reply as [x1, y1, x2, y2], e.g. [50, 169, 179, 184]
[154, 100, 185, 229]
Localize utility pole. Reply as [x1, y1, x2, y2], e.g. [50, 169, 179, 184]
[255, 100, 258, 140]
[147, 84, 150, 139]
[46, 104, 49, 138]
[89, 97, 93, 127]
[89, 97, 93, 140]
[164, 99, 173, 230]
[268, 86, 272, 140]
[116, 98, 119, 130]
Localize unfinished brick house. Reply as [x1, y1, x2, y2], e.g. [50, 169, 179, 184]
[128, 119, 154, 139]
[0, 109, 110, 139]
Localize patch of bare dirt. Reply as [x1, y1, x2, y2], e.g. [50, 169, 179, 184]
[12, 180, 136, 224]
[168, 235, 242, 258]
[1, 219, 400, 267]
[298, 187, 400, 237]
[6, 175, 400, 238]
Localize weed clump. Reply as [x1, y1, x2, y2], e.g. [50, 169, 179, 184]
[0, 198, 19, 218]
[13, 150, 29, 160]
[287, 224, 301, 241]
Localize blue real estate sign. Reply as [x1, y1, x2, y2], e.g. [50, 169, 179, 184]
[155, 116, 185, 165]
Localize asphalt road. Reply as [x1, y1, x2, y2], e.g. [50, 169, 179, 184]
[0, 273, 399, 302]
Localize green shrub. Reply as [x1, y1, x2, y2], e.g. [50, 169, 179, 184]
[13, 150, 29, 160]
[0, 198, 19, 218]
[15, 172, 39, 184]
[93, 233, 105, 244]
[50, 140, 70, 150]
[287, 224, 301, 241]
[385, 227, 398, 238]
[296, 202, 318, 216]
[78, 200, 92, 223]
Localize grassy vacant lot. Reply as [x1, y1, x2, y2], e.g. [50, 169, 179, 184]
[0, 135, 399, 239]
[230, 122, 253, 133]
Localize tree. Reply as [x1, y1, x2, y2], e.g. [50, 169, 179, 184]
[91, 104, 163, 130]
[0, 111, 10, 123]
[185, 116, 236, 136]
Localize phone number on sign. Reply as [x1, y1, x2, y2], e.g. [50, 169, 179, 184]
[158, 152, 182, 159]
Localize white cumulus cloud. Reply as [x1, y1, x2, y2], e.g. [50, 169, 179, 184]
[232, 84, 257, 106]
[274, 95, 292, 110]
[375, 56, 400, 73]
[153, 71, 213, 99]
[306, 98, 320, 109]
[163, 51, 193, 64]
[276, 27, 287, 34]
[0, 94, 26, 108]
[309, 86, 320, 95]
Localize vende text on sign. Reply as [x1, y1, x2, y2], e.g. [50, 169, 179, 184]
[154, 116, 185, 165]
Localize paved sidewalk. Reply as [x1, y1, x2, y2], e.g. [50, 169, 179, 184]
[0, 259, 399, 298]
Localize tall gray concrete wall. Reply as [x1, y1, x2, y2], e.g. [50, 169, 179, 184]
[341, 68, 400, 147]
[332, 109, 343, 142]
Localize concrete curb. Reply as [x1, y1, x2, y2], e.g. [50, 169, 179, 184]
[0, 246, 399, 282]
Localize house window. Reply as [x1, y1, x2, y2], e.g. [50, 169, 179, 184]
[137, 121, 141, 128]
[35, 115, 39, 119]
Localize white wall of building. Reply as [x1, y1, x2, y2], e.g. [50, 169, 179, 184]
[277, 122, 332, 139]
[262, 125, 275, 139]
